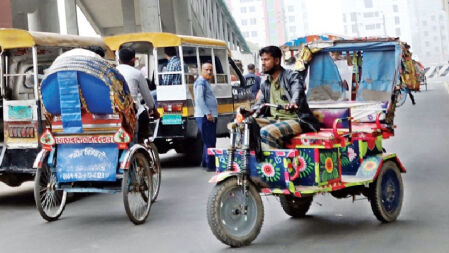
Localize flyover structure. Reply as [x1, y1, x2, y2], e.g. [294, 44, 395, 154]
[0, 0, 250, 52]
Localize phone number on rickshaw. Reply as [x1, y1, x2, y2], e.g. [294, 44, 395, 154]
[55, 136, 114, 144]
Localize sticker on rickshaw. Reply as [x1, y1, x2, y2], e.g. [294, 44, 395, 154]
[8, 105, 33, 120]
[55, 135, 114, 144]
[162, 114, 182, 125]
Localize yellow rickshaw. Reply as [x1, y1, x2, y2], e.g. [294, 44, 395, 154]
[104, 33, 252, 165]
[0, 28, 112, 187]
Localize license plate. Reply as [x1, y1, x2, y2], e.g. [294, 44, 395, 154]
[162, 114, 182, 125]
[8, 105, 32, 120]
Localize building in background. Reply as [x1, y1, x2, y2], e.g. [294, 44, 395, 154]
[284, 0, 309, 41]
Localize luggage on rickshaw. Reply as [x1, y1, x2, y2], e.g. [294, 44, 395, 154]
[33, 52, 161, 224]
[206, 38, 415, 247]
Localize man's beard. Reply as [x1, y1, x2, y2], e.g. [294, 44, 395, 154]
[263, 65, 278, 75]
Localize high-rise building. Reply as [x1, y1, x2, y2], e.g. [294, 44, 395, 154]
[225, 0, 289, 46]
[283, 0, 309, 41]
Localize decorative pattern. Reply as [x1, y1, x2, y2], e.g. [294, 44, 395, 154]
[290, 150, 314, 180]
[319, 151, 339, 182]
[257, 159, 281, 182]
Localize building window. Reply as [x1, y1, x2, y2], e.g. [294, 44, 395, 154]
[431, 15, 436, 21]
[395, 16, 400, 25]
[375, 23, 381, 29]
[395, 28, 401, 36]
[241, 7, 247, 13]
[241, 19, 247, 25]
[251, 31, 257, 37]
[364, 0, 373, 8]
[288, 5, 294, 12]
[351, 12, 357, 22]
[375, 11, 379, 17]
[363, 12, 374, 18]
[366, 24, 376, 30]
[422, 20, 427, 26]
[352, 24, 358, 33]
[250, 18, 256, 25]
[425, 41, 430, 46]
[289, 16, 295, 22]
[393, 5, 398, 12]
[249, 6, 255, 12]
[289, 26, 296, 32]
[424, 31, 429, 36]
[343, 14, 346, 22]
[243, 32, 249, 37]
[433, 26, 437, 31]
[344, 26, 348, 34]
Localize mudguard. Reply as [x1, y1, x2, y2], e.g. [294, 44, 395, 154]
[33, 149, 49, 169]
[119, 144, 152, 170]
[208, 171, 241, 184]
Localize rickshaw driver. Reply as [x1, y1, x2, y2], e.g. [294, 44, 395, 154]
[255, 46, 320, 149]
[117, 47, 159, 143]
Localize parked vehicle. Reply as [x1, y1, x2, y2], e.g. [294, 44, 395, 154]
[0, 28, 112, 187]
[34, 53, 160, 224]
[206, 38, 416, 247]
[104, 33, 252, 165]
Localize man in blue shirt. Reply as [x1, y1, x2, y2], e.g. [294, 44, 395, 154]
[194, 62, 218, 171]
[161, 47, 182, 85]
[244, 63, 261, 99]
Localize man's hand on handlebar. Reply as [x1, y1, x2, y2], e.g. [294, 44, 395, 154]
[284, 103, 298, 111]
[149, 108, 160, 120]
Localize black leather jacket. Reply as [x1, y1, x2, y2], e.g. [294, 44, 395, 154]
[256, 67, 320, 132]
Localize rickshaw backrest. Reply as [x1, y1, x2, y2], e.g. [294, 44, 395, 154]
[311, 108, 350, 129]
[41, 55, 135, 134]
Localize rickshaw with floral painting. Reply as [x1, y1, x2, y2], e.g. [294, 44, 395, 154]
[33, 49, 160, 225]
[206, 38, 417, 247]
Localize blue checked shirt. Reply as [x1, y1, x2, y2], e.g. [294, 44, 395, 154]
[162, 56, 182, 85]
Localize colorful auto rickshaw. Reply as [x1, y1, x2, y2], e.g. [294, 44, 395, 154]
[104, 33, 252, 165]
[206, 38, 417, 247]
[0, 28, 113, 187]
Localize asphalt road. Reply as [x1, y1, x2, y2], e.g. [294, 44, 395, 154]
[0, 82, 448, 253]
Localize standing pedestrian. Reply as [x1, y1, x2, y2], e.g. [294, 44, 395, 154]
[194, 62, 218, 171]
[244, 63, 261, 99]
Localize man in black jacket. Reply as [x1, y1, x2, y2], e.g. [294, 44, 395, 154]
[256, 46, 319, 149]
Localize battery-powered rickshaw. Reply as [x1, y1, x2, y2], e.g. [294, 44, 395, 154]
[207, 38, 417, 247]
[0, 28, 113, 187]
[33, 49, 160, 224]
[104, 33, 251, 165]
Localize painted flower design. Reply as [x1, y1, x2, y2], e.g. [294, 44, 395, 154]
[290, 150, 314, 180]
[325, 157, 334, 173]
[363, 160, 377, 171]
[257, 159, 281, 182]
[320, 151, 339, 182]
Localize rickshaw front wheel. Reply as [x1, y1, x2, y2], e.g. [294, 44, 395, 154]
[207, 178, 264, 247]
[123, 152, 153, 225]
[34, 158, 67, 222]
[279, 195, 313, 218]
[369, 161, 404, 223]
[149, 143, 161, 203]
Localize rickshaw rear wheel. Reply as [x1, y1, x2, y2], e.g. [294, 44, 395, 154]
[34, 157, 67, 222]
[149, 143, 161, 203]
[122, 152, 153, 225]
[279, 195, 313, 218]
[207, 178, 264, 247]
[369, 161, 403, 223]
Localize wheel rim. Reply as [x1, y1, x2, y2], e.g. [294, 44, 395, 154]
[126, 157, 152, 221]
[381, 170, 401, 213]
[38, 167, 66, 218]
[151, 164, 160, 200]
[220, 186, 258, 237]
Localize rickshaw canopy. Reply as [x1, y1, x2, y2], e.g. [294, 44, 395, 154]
[0, 28, 109, 51]
[104, 32, 228, 51]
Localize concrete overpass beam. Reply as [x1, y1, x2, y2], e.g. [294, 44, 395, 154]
[173, 0, 193, 35]
[27, 0, 60, 32]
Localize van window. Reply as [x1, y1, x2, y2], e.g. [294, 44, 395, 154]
[158, 46, 183, 85]
[181, 46, 199, 84]
[213, 48, 228, 84]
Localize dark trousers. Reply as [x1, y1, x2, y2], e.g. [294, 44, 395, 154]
[137, 110, 150, 143]
[195, 116, 217, 170]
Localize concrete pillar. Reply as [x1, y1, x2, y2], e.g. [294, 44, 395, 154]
[140, 0, 162, 32]
[121, 0, 136, 33]
[64, 0, 78, 34]
[173, 0, 193, 35]
[28, 0, 60, 32]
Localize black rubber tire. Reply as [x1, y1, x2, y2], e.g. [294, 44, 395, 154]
[34, 157, 67, 222]
[279, 195, 313, 218]
[123, 152, 152, 225]
[207, 178, 264, 247]
[369, 161, 404, 223]
[185, 134, 203, 166]
[149, 143, 161, 203]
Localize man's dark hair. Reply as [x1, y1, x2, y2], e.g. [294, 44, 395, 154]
[164, 47, 177, 57]
[201, 60, 212, 67]
[247, 63, 255, 71]
[87, 46, 105, 57]
[119, 47, 135, 64]
[259, 46, 282, 59]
